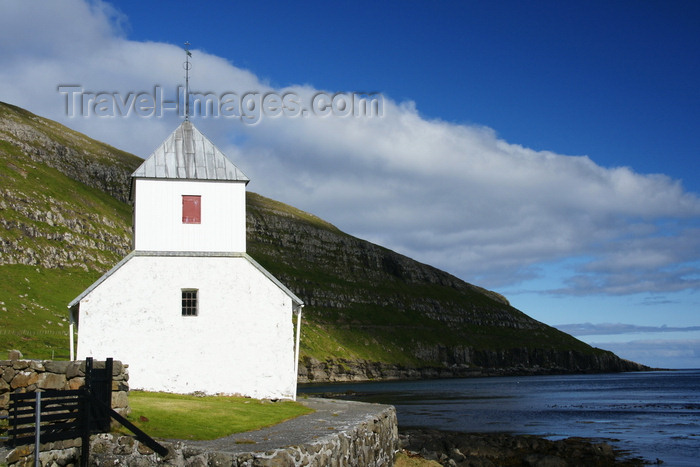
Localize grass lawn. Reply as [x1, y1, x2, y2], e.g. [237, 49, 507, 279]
[125, 391, 314, 440]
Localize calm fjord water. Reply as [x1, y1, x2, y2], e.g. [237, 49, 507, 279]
[299, 370, 700, 466]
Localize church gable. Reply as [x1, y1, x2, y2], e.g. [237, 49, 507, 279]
[69, 251, 303, 310]
[74, 253, 299, 399]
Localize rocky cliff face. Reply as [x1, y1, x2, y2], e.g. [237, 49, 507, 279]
[0, 189, 131, 270]
[0, 101, 648, 378]
[0, 103, 137, 203]
[0, 102, 138, 272]
[246, 196, 515, 325]
[297, 350, 646, 383]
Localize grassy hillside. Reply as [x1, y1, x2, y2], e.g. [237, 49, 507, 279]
[0, 101, 640, 375]
[0, 266, 97, 359]
[0, 102, 140, 358]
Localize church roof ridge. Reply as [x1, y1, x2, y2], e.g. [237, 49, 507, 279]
[132, 121, 250, 183]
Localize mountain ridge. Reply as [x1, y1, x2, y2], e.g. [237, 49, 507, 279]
[0, 101, 648, 379]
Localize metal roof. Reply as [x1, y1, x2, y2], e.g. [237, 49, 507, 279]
[132, 121, 249, 183]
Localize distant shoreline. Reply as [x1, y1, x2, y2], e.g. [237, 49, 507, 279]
[398, 427, 654, 466]
[299, 364, 660, 386]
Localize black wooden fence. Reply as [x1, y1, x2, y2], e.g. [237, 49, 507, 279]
[7, 390, 89, 447]
[5, 357, 167, 466]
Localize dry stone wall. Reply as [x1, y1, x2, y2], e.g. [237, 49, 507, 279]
[0, 351, 129, 417]
[1, 351, 129, 466]
[86, 403, 398, 466]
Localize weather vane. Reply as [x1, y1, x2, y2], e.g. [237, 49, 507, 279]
[184, 41, 192, 120]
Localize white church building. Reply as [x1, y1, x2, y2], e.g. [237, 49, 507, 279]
[68, 121, 304, 400]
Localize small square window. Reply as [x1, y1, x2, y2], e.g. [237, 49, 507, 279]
[182, 195, 201, 224]
[182, 289, 198, 316]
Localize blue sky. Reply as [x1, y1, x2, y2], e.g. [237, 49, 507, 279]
[114, 0, 700, 186]
[1, 0, 699, 368]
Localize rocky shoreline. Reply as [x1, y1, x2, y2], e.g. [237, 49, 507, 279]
[399, 428, 659, 466]
[298, 358, 651, 384]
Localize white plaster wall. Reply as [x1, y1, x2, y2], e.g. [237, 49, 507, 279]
[133, 179, 246, 252]
[76, 255, 297, 399]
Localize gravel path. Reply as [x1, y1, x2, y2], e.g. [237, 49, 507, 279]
[179, 397, 393, 453]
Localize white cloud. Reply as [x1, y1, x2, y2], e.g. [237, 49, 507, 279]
[2, 0, 700, 297]
[1, 0, 125, 60]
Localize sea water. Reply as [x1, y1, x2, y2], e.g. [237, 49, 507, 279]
[299, 369, 700, 466]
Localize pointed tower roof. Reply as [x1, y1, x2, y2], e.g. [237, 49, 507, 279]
[132, 121, 249, 183]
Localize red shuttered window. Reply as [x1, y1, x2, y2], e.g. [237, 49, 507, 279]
[182, 195, 201, 224]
